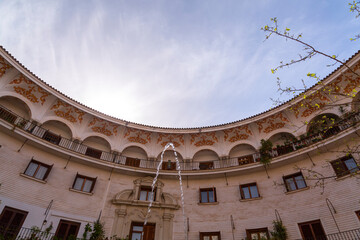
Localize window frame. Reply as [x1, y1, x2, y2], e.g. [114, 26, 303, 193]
[239, 182, 260, 199]
[331, 155, 359, 177]
[200, 231, 221, 240]
[139, 186, 156, 201]
[0, 206, 28, 239]
[72, 173, 96, 193]
[356, 210, 360, 221]
[199, 187, 217, 203]
[246, 228, 269, 240]
[23, 159, 53, 181]
[55, 219, 81, 240]
[283, 172, 307, 192]
[298, 219, 326, 240]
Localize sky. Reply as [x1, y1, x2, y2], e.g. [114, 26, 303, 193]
[0, 0, 359, 128]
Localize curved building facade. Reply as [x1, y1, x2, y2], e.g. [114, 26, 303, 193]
[0, 46, 360, 240]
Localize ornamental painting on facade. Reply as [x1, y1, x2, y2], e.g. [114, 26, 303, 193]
[0, 56, 12, 78]
[124, 128, 152, 144]
[88, 117, 118, 136]
[223, 125, 252, 143]
[190, 132, 218, 147]
[290, 91, 330, 119]
[157, 133, 184, 147]
[256, 112, 289, 134]
[9, 75, 50, 105]
[50, 100, 85, 124]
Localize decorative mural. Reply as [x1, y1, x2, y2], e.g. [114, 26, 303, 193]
[257, 112, 289, 134]
[290, 91, 330, 119]
[50, 100, 85, 124]
[223, 125, 252, 142]
[88, 117, 118, 136]
[0, 56, 12, 78]
[9, 75, 50, 105]
[157, 133, 184, 147]
[190, 132, 218, 147]
[124, 128, 152, 144]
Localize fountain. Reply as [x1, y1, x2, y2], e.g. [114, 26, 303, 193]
[144, 142, 187, 240]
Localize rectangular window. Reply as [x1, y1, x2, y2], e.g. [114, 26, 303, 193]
[24, 159, 52, 180]
[139, 186, 156, 201]
[283, 172, 307, 192]
[85, 147, 102, 159]
[199, 188, 217, 203]
[246, 228, 269, 240]
[72, 174, 96, 193]
[200, 231, 221, 240]
[125, 157, 141, 168]
[298, 220, 326, 240]
[356, 210, 360, 221]
[130, 222, 155, 240]
[331, 155, 359, 177]
[240, 183, 260, 199]
[0, 206, 28, 239]
[55, 220, 81, 240]
[42, 131, 61, 145]
[199, 161, 214, 170]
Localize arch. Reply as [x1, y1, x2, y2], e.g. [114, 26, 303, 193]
[268, 132, 297, 147]
[41, 120, 73, 139]
[82, 136, 111, 152]
[228, 143, 257, 158]
[122, 145, 148, 160]
[307, 113, 341, 135]
[0, 95, 32, 120]
[192, 149, 219, 162]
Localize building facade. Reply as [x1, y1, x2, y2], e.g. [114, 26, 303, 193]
[0, 46, 360, 240]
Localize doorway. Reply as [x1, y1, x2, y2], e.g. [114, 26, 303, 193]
[130, 222, 155, 240]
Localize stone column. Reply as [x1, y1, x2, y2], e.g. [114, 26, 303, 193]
[112, 208, 127, 238]
[162, 213, 174, 240]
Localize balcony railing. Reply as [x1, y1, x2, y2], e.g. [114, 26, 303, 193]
[1, 104, 360, 172]
[0, 226, 55, 240]
[296, 228, 360, 240]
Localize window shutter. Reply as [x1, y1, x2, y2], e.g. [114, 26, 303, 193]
[199, 189, 201, 203]
[282, 176, 289, 192]
[213, 187, 217, 202]
[239, 185, 244, 199]
[90, 177, 97, 193]
[43, 164, 53, 180]
[72, 173, 79, 189]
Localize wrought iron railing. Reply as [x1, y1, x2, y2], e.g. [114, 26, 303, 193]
[1, 104, 360, 171]
[0, 226, 55, 240]
[297, 228, 360, 240]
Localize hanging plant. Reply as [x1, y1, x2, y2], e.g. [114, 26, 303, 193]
[90, 220, 105, 240]
[270, 220, 288, 240]
[259, 139, 273, 167]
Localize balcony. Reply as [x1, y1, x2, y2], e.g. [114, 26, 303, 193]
[1, 104, 360, 172]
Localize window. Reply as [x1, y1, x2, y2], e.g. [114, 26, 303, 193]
[298, 220, 326, 240]
[55, 220, 81, 240]
[85, 147, 102, 159]
[246, 228, 269, 240]
[126, 157, 141, 167]
[199, 188, 217, 203]
[200, 231, 221, 240]
[139, 186, 156, 201]
[72, 174, 96, 193]
[199, 161, 214, 170]
[24, 159, 52, 180]
[331, 155, 359, 177]
[42, 131, 61, 145]
[356, 210, 360, 221]
[283, 172, 307, 192]
[0, 206, 28, 239]
[240, 183, 260, 199]
[130, 222, 155, 240]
